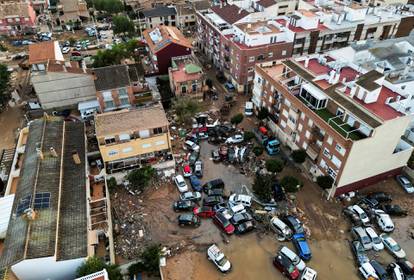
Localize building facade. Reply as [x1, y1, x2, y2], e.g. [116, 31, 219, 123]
[142, 6, 177, 29]
[254, 56, 413, 196]
[0, 2, 37, 35]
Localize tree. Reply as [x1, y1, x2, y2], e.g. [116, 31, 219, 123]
[107, 177, 117, 192]
[257, 107, 269, 120]
[127, 166, 155, 192]
[243, 131, 255, 142]
[92, 0, 123, 13]
[265, 159, 284, 173]
[128, 261, 146, 276]
[316, 175, 334, 189]
[92, 44, 128, 67]
[77, 256, 122, 280]
[113, 15, 135, 35]
[206, 78, 213, 89]
[141, 244, 161, 274]
[291, 149, 307, 164]
[172, 97, 200, 124]
[252, 146, 263, 156]
[230, 113, 244, 125]
[253, 174, 274, 202]
[280, 176, 302, 193]
[0, 64, 11, 109]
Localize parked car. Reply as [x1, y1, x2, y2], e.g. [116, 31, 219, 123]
[213, 212, 235, 234]
[173, 200, 195, 212]
[193, 206, 215, 218]
[203, 195, 224, 206]
[396, 260, 414, 276]
[224, 82, 235, 91]
[207, 188, 224, 197]
[174, 175, 188, 193]
[359, 197, 379, 210]
[235, 220, 255, 234]
[183, 165, 192, 177]
[273, 183, 286, 201]
[348, 205, 370, 226]
[343, 208, 362, 226]
[396, 175, 414, 193]
[370, 260, 389, 280]
[352, 226, 373, 251]
[228, 203, 246, 216]
[387, 263, 405, 280]
[203, 179, 225, 193]
[359, 262, 379, 280]
[367, 192, 392, 203]
[194, 160, 203, 177]
[365, 227, 384, 251]
[225, 134, 244, 144]
[273, 254, 300, 280]
[185, 140, 200, 152]
[282, 215, 305, 235]
[379, 204, 408, 217]
[292, 233, 312, 261]
[350, 240, 369, 265]
[270, 217, 293, 241]
[279, 246, 306, 272]
[178, 214, 200, 227]
[230, 212, 252, 226]
[212, 150, 221, 162]
[71, 51, 82, 56]
[207, 244, 231, 273]
[189, 175, 202, 192]
[374, 209, 394, 232]
[61, 46, 71, 54]
[228, 194, 252, 208]
[300, 267, 317, 280]
[380, 234, 406, 259]
[180, 191, 201, 202]
[188, 151, 199, 166]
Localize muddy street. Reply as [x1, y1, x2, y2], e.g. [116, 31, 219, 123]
[0, 107, 23, 149]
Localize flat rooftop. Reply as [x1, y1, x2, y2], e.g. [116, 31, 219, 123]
[235, 21, 282, 35]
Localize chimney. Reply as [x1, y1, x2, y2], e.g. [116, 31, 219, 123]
[304, 56, 310, 68]
[72, 150, 81, 165]
[36, 147, 44, 160]
[50, 147, 58, 158]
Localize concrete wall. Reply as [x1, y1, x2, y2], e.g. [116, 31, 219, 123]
[12, 256, 85, 280]
[32, 71, 96, 110]
[337, 115, 413, 188]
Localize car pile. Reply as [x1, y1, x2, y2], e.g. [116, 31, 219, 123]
[344, 191, 414, 279]
[270, 215, 317, 279]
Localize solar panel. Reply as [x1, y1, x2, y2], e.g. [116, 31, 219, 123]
[33, 192, 51, 210]
[16, 194, 32, 216]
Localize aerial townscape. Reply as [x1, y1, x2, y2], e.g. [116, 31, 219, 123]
[1, 0, 414, 279]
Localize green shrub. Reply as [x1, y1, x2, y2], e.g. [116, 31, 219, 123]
[230, 113, 244, 125]
[243, 131, 255, 141]
[253, 174, 274, 202]
[281, 176, 302, 193]
[265, 159, 284, 173]
[252, 146, 264, 156]
[316, 175, 334, 189]
[257, 107, 269, 120]
[292, 149, 307, 163]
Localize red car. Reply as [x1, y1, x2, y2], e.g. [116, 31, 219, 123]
[193, 206, 215, 218]
[183, 165, 192, 177]
[273, 254, 300, 280]
[213, 212, 235, 235]
[192, 126, 208, 134]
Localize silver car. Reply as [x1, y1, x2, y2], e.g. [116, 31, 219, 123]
[352, 226, 372, 251]
[396, 175, 414, 193]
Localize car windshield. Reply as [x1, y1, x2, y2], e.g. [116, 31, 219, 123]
[372, 237, 381, 244]
[392, 244, 401, 251]
[362, 236, 370, 244]
[217, 257, 228, 266]
[360, 212, 367, 219]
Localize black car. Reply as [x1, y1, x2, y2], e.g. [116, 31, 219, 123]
[370, 260, 389, 280]
[273, 183, 286, 201]
[235, 220, 255, 234]
[207, 188, 224, 197]
[203, 179, 225, 193]
[213, 202, 227, 212]
[282, 215, 304, 234]
[367, 192, 392, 203]
[380, 204, 408, 216]
[397, 260, 414, 275]
[178, 214, 201, 227]
[343, 208, 362, 226]
[359, 197, 379, 209]
[230, 212, 252, 226]
[211, 150, 221, 162]
[203, 195, 224, 206]
[173, 200, 195, 212]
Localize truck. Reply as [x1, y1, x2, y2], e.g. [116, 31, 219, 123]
[253, 126, 280, 155]
[207, 244, 231, 273]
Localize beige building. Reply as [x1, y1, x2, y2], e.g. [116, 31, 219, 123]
[95, 104, 173, 173]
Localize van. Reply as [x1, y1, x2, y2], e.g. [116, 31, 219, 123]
[270, 217, 292, 240]
[245, 101, 253, 116]
[229, 194, 252, 208]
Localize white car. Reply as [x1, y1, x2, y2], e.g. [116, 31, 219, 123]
[184, 140, 200, 152]
[396, 175, 414, 193]
[229, 203, 246, 216]
[179, 191, 201, 202]
[225, 134, 244, 144]
[374, 209, 394, 232]
[229, 194, 252, 208]
[61, 46, 70, 54]
[270, 217, 292, 241]
[174, 175, 188, 193]
[365, 227, 384, 251]
[279, 246, 306, 272]
[348, 205, 370, 226]
[380, 234, 406, 259]
[388, 263, 404, 280]
[351, 227, 372, 251]
[301, 267, 317, 280]
[359, 262, 379, 280]
[207, 244, 231, 273]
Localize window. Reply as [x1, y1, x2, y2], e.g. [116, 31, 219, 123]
[142, 143, 152, 148]
[153, 127, 163, 135]
[268, 52, 273, 58]
[249, 56, 255, 62]
[284, 98, 291, 107]
[119, 133, 131, 142]
[119, 88, 129, 106]
[192, 83, 197, 92]
[155, 140, 166, 146]
[108, 150, 118, 156]
[139, 130, 150, 138]
[104, 137, 116, 145]
[336, 108, 344, 116]
[320, 159, 327, 169]
[288, 115, 296, 124]
[181, 85, 187, 94]
[282, 50, 287, 56]
[327, 167, 337, 179]
[280, 120, 287, 128]
[331, 155, 342, 168]
[323, 148, 331, 158]
[269, 96, 273, 103]
[257, 54, 264, 61]
[300, 112, 305, 120]
[308, 119, 313, 127]
[302, 142, 308, 149]
[122, 147, 133, 153]
[248, 67, 254, 72]
[282, 109, 288, 118]
[103, 91, 115, 110]
[298, 124, 303, 132]
[105, 100, 115, 109]
[327, 136, 333, 145]
[305, 131, 310, 139]
[335, 144, 345, 156]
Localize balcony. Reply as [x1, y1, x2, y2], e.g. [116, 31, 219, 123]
[393, 137, 412, 154]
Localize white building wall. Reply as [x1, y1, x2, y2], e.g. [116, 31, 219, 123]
[12, 256, 86, 280]
[337, 115, 413, 188]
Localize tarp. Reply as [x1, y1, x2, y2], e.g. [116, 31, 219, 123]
[0, 194, 15, 239]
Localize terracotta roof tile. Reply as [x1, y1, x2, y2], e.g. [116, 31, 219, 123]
[211, 4, 249, 24]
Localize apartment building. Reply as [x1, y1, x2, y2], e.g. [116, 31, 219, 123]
[57, 0, 90, 24]
[176, 3, 196, 29]
[142, 6, 177, 29]
[0, 2, 36, 35]
[169, 55, 205, 99]
[253, 55, 413, 196]
[143, 25, 192, 74]
[95, 104, 174, 173]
